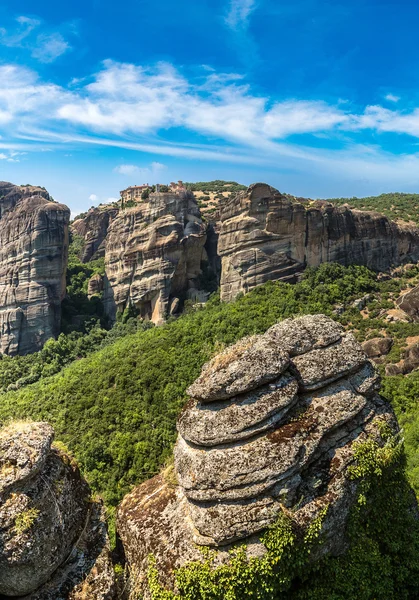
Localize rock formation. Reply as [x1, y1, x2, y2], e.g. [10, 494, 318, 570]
[0, 182, 70, 355]
[88, 273, 104, 299]
[117, 314, 397, 596]
[103, 190, 208, 324]
[71, 205, 119, 263]
[362, 336, 393, 363]
[218, 183, 419, 302]
[0, 421, 115, 599]
[397, 284, 419, 320]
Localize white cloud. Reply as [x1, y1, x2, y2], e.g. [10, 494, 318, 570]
[89, 194, 98, 201]
[114, 161, 167, 177]
[32, 33, 70, 63]
[0, 150, 21, 162]
[5, 59, 419, 188]
[0, 16, 71, 63]
[0, 16, 40, 46]
[385, 93, 400, 103]
[114, 164, 141, 175]
[225, 0, 257, 30]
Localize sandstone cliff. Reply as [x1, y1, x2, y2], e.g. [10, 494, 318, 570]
[71, 205, 119, 263]
[117, 314, 398, 597]
[103, 191, 208, 324]
[218, 183, 419, 302]
[0, 182, 70, 355]
[0, 421, 115, 598]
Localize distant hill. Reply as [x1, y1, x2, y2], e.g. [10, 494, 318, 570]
[184, 180, 247, 218]
[326, 192, 419, 224]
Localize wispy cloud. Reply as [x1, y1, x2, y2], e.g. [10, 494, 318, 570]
[114, 161, 167, 176]
[32, 33, 71, 63]
[4, 60, 419, 187]
[0, 15, 72, 63]
[385, 93, 400, 103]
[89, 193, 98, 201]
[225, 0, 257, 30]
[224, 0, 259, 65]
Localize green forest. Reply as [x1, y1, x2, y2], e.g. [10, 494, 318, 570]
[327, 192, 419, 224]
[4, 188, 419, 598]
[1, 262, 419, 510]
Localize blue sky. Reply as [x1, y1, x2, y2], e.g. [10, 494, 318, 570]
[2, 0, 419, 214]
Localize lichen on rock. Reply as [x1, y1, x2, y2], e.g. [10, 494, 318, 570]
[0, 421, 115, 599]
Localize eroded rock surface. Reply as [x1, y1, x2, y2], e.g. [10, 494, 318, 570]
[362, 337, 393, 362]
[218, 183, 419, 302]
[0, 421, 115, 599]
[117, 314, 396, 596]
[397, 284, 419, 320]
[103, 191, 208, 325]
[0, 182, 69, 355]
[71, 205, 119, 263]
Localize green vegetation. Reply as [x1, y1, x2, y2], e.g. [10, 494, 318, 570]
[61, 232, 107, 333]
[148, 429, 419, 599]
[14, 507, 40, 535]
[0, 264, 388, 505]
[184, 180, 247, 194]
[327, 192, 419, 224]
[2, 259, 419, 596]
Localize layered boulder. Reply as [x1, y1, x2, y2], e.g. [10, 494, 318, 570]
[103, 190, 208, 324]
[0, 182, 70, 355]
[218, 183, 419, 302]
[0, 421, 115, 599]
[117, 314, 397, 596]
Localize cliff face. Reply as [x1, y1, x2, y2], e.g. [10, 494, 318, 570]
[103, 191, 207, 324]
[0, 182, 70, 355]
[117, 315, 398, 596]
[218, 183, 419, 302]
[0, 421, 115, 598]
[71, 205, 119, 263]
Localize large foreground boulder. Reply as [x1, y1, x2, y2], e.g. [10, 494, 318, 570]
[117, 314, 410, 598]
[0, 421, 115, 599]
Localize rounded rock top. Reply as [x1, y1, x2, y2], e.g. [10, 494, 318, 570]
[0, 421, 54, 495]
[186, 335, 290, 402]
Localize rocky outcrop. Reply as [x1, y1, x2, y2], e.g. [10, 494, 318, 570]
[88, 274, 104, 299]
[0, 182, 70, 355]
[218, 183, 419, 302]
[362, 337, 393, 363]
[103, 191, 208, 324]
[0, 421, 115, 598]
[397, 284, 419, 320]
[117, 314, 396, 596]
[71, 205, 119, 263]
[385, 343, 419, 376]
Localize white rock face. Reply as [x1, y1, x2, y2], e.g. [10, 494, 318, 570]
[0, 182, 70, 355]
[103, 191, 207, 325]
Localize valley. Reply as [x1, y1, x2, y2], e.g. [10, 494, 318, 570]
[2, 180, 419, 598]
